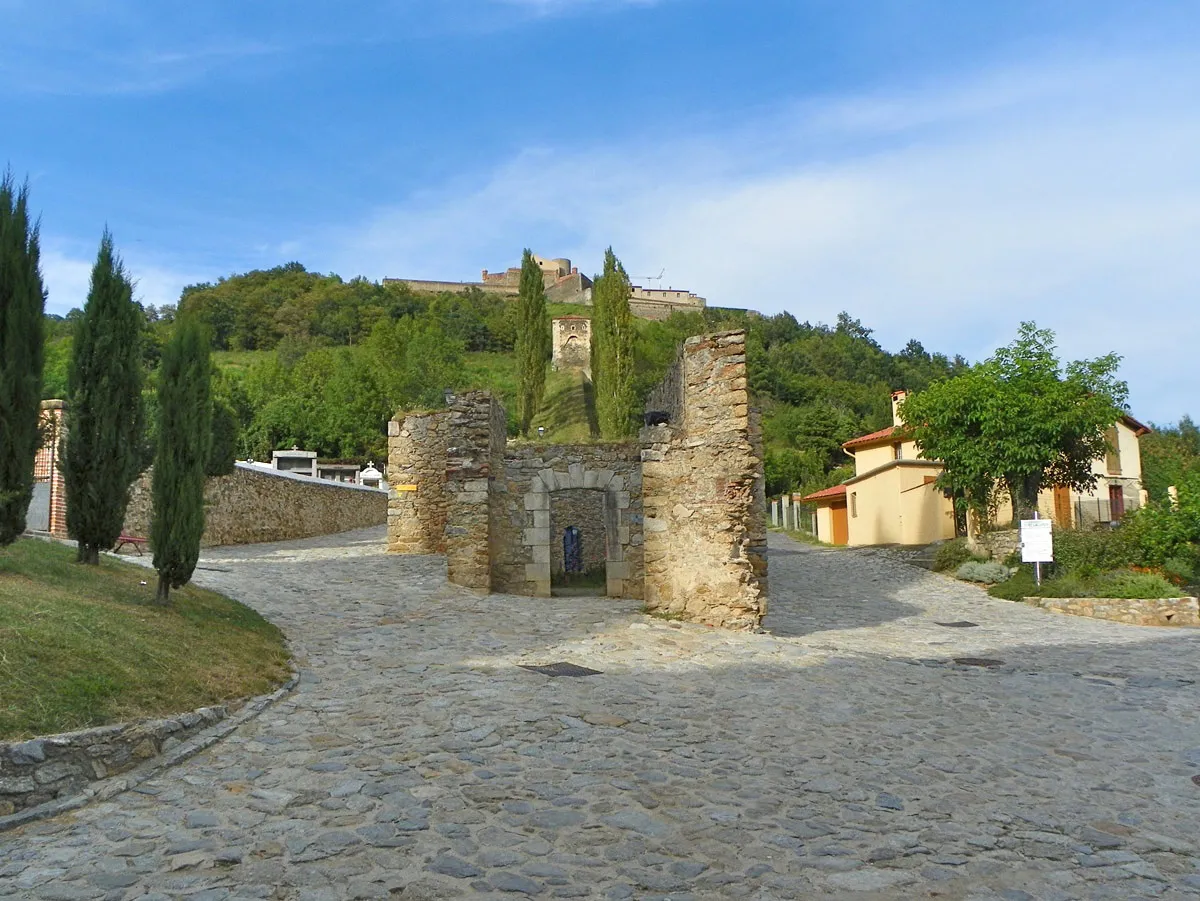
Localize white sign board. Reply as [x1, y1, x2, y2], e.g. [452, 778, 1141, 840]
[1020, 518, 1054, 563]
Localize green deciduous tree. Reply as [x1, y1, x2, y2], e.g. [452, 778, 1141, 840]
[0, 173, 46, 546]
[590, 247, 636, 437]
[152, 314, 212, 604]
[899, 322, 1127, 522]
[63, 231, 145, 564]
[514, 249, 549, 436]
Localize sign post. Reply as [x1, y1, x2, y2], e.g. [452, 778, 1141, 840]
[1020, 513, 1054, 585]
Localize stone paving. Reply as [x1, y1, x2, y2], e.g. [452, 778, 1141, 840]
[3, 528, 1200, 900]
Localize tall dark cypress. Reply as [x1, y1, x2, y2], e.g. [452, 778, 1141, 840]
[591, 247, 635, 437]
[515, 249, 549, 436]
[151, 314, 212, 604]
[0, 173, 46, 546]
[64, 230, 144, 564]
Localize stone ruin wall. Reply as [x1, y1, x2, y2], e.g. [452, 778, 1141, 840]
[640, 330, 768, 630]
[387, 411, 449, 554]
[386, 328, 766, 630]
[491, 444, 643, 599]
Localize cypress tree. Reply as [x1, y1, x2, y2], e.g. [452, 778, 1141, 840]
[0, 173, 46, 547]
[151, 314, 212, 604]
[64, 230, 144, 564]
[591, 247, 636, 437]
[515, 249, 549, 436]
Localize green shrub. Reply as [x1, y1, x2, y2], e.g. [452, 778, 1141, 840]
[1162, 555, 1196, 586]
[933, 539, 980, 572]
[1052, 528, 1135, 576]
[988, 566, 1183, 601]
[955, 561, 1011, 584]
[1122, 473, 1200, 566]
[1091, 570, 1184, 599]
[988, 567, 1037, 601]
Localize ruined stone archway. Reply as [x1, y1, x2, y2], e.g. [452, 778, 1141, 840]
[516, 459, 640, 599]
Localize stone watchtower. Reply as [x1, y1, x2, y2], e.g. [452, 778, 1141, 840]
[552, 316, 591, 372]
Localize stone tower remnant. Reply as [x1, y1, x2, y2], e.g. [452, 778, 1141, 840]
[386, 329, 767, 631]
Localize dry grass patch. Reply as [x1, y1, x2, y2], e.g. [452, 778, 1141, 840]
[0, 538, 291, 740]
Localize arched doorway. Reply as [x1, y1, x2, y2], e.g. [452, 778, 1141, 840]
[550, 488, 607, 595]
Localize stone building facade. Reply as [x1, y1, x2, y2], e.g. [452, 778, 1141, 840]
[552, 316, 591, 371]
[387, 329, 767, 631]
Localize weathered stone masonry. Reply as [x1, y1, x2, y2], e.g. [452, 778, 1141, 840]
[641, 331, 768, 630]
[387, 411, 449, 554]
[387, 329, 767, 630]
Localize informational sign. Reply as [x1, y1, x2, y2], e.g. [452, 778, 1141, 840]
[1020, 518, 1054, 563]
[394, 484, 418, 492]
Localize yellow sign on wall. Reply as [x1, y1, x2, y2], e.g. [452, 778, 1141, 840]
[394, 484, 418, 492]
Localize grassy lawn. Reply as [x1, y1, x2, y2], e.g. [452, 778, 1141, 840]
[0, 539, 291, 741]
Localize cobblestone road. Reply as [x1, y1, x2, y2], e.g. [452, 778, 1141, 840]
[4, 528, 1200, 900]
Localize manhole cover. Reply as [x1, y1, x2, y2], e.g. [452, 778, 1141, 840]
[953, 657, 1005, 668]
[936, 621, 979, 628]
[519, 662, 603, 678]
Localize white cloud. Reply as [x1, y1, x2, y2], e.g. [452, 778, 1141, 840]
[324, 53, 1200, 422]
[40, 243, 200, 316]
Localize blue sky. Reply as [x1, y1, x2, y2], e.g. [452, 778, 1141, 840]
[4, 0, 1199, 422]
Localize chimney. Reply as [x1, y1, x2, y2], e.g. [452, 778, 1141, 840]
[891, 390, 908, 427]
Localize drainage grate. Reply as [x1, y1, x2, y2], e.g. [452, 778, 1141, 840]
[953, 657, 1005, 668]
[519, 662, 603, 678]
[936, 621, 979, 628]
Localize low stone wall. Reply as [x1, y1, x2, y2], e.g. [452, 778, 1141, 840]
[968, 528, 1019, 562]
[0, 706, 229, 816]
[124, 464, 387, 548]
[1030, 596, 1199, 627]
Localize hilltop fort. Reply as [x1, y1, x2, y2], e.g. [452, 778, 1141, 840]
[383, 254, 708, 320]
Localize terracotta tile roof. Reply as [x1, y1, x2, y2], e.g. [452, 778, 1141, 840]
[1121, 414, 1152, 436]
[842, 425, 900, 451]
[800, 484, 847, 502]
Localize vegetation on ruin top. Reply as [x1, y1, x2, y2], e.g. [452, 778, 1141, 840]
[0, 539, 291, 740]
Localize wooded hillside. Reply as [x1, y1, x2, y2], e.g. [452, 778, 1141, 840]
[41, 262, 1185, 502]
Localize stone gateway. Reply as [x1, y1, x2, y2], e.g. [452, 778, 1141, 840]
[387, 329, 768, 631]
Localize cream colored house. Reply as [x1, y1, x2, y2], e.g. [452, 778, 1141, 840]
[803, 390, 1150, 546]
[985, 415, 1150, 530]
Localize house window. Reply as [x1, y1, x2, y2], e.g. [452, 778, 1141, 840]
[850, 492, 858, 518]
[893, 442, 903, 460]
[1105, 427, 1121, 475]
[1109, 484, 1126, 522]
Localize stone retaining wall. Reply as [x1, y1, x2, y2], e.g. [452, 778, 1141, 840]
[0, 706, 229, 816]
[1030, 595, 1199, 627]
[124, 464, 387, 548]
[968, 528, 1019, 562]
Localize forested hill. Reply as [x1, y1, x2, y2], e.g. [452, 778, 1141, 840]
[42, 263, 968, 500]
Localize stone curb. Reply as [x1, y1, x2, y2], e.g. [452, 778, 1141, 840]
[0, 667, 300, 834]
